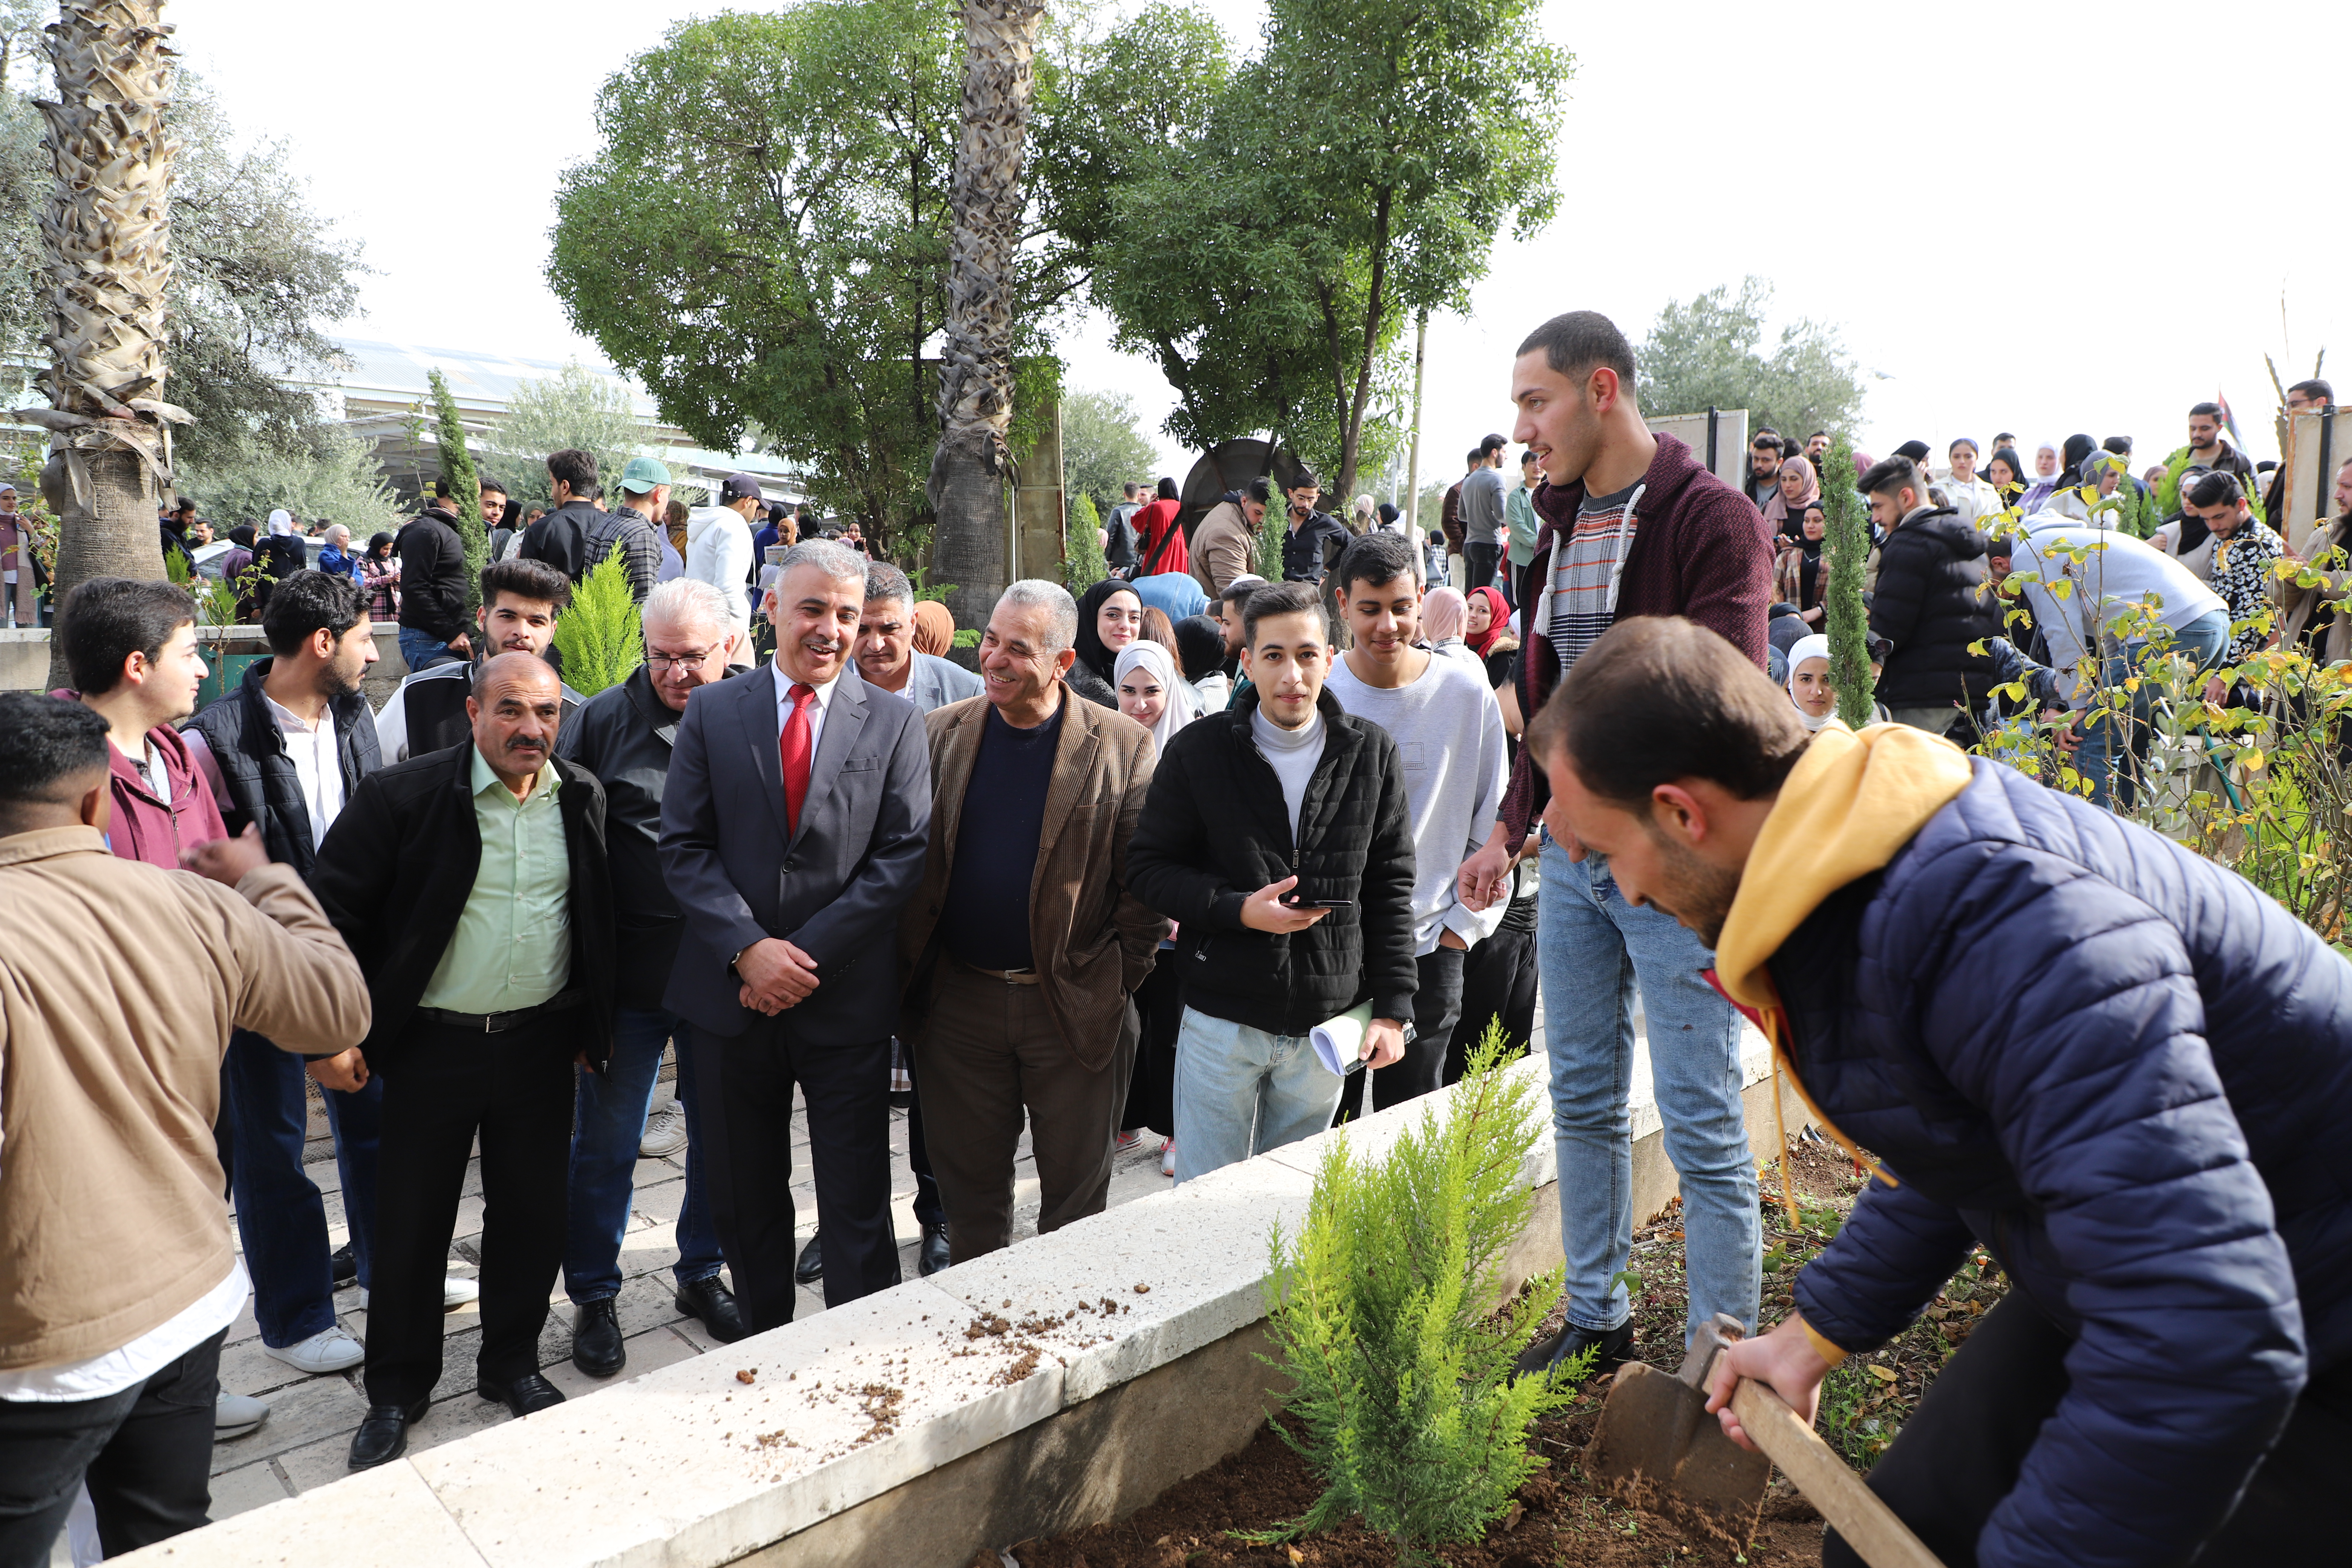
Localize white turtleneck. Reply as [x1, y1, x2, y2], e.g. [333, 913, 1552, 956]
[1251, 701, 1326, 844]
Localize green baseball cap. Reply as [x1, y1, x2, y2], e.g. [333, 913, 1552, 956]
[620, 456, 672, 492]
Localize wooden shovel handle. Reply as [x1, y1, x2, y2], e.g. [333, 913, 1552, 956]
[1729, 1379, 1948, 1568]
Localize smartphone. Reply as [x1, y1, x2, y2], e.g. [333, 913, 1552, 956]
[1286, 896, 1354, 910]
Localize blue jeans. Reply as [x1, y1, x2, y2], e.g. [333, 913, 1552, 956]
[1171, 1006, 1344, 1184]
[397, 625, 460, 672]
[2078, 608, 2230, 812]
[1537, 841, 1759, 1339]
[563, 1007, 723, 1303]
[223, 1029, 381, 1348]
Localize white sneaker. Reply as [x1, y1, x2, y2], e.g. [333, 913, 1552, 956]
[640, 1103, 688, 1159]
[215, 1391, 270, 1439]
[1161, 1139, 1176, 1178]
[263, 1326, 364, 1375]
[357, 1276, 481, 1311]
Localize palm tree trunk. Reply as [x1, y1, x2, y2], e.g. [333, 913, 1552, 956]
[35, 0, 187, 686]
[928, 0, 1045, 644]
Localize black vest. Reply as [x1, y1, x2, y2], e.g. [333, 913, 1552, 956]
[187, 659, 380, 881]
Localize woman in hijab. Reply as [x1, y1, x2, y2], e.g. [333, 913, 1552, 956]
[361, 530, 400, 620]
[1128, 477, 1188, 580]
[1786, 633, 1837, 732]
[2017, 440, 2070, 514]
[1172, 613, 1231, 710]
[1349, 494, 1377, 535]
[911, 599, 957, 658]
[1113, 640, 1204, 753]
[1985, 447, 2027, 510]
[1463, 585, 1517, 687]
[1761, 455, 1821, 549]
[1773, 499, 1830, 625]
[1419, 586, 1485, 676]
[1070, 579, 1142, 708]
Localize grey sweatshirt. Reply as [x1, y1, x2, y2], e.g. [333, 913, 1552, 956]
[1461, 465, 1508, 547]
[1325, 652, 1508, 955]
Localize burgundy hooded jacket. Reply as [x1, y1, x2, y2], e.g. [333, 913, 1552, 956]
[1498, 431, 1773, 840]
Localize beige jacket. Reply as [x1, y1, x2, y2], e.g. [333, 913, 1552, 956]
[898, 694, 1169, 1070]
[2278, 516, 2352, 668]
[0, 828, 370, 1369]
[1189, 500, 1257, 598]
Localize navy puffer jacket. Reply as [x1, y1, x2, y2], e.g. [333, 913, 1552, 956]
[1776, 759, 2352, 1568]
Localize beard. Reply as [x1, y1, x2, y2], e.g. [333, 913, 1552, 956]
[1648, 825, 1743, 951]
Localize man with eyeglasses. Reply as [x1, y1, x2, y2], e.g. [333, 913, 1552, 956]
[552, 578, 750, 1378]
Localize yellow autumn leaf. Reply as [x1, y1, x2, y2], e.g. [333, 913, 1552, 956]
[1867, 1364, 1897, 1383]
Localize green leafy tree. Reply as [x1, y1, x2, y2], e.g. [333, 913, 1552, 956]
[482, 362, 664, 513]
[1063, 490, 1104, 594]
[1637, 277, 1867, 438]
[1257, 1026, 1581, 1561]
[427, 369, 487, 614]
[1093, 0, 1568, 499]
[178, 428, 404, 540]
[1060, 389, 1156, 520]
[1820, 434, 1874, 728]
[552, 550, 643, 697]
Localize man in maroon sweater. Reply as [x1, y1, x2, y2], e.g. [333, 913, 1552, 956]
[1459, 311, 1772, 1377]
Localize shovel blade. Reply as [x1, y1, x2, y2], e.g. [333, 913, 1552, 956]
[1588, 1362, 1772, 1544]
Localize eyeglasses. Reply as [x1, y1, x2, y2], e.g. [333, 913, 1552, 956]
[646, 646, 723, 671]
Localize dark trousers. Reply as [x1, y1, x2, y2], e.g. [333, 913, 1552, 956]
[0, 1329, 222, 1568]
[225, 1029, 383, 1346]
[914, 966, 1137, 1263]
[691, 1018, 899, 1334]
[903, 1045, 945, 1230]
[1464, 541, 1500, 593]
[1337, 945, 1465, 1121]
[1446, 919, 1538, 1082]
[1826, 1293, 2352, 1568]
[364, 1017, 574, 1407]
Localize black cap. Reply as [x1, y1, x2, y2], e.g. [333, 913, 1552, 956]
[721, 472, 765, 503]
[1892, 439, 1931, 463]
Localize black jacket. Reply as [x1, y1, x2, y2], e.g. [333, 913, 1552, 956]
[1867, 506, 2002, 709]
[554, 666, 701, 1009]
[1126, 685, 1416, 1034]
[254, 534, 307, 582]
[311, 743, 614, 1070]
[519, 498, 662, 599]
[1281, 509, 1350, 585]
[395, 509, 469, 641]
[187, 658, 380, 881]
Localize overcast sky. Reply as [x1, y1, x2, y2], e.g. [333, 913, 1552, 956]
[169, 0, 2352, 483]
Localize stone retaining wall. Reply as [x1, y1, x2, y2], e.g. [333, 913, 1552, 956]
[118, 1041, 1806, 1568]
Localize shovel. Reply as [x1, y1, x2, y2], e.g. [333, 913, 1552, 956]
[1585, 1313, 1948, 1568]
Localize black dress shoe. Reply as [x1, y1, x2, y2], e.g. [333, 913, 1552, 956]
[794, 1231, 824, 1285]
[571, 1298, 625, 1378]
[1512, 1318, 1635, 1384]
[348, 1398, 428, 1470]
[917, 1222, 952, 1277]
[674, 1276, 746, 1344]
[478, 1371, 567, 1418]
[330, 1243, 358, 1289]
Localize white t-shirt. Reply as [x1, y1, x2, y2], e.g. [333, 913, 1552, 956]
[0, 1259, 248, 1402]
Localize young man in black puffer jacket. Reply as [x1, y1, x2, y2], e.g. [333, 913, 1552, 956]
[1128, 580, 1418, 1182]
[1862, 455, 2002, 737]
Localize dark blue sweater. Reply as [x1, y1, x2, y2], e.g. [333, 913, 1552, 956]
[1776, 759, 2352, 1568]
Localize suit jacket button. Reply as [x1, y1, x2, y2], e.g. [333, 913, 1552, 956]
[784, 859, 797, 871]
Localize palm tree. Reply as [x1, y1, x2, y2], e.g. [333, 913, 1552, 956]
[928, 0, 1046, 644]
[33, 0, 188, 683]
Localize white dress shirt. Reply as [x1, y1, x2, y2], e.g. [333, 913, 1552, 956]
[771, 658, 842, 761]
[185, 689, 347, 850]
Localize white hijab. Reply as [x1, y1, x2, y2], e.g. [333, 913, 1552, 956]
[1786, 633, 1833, 732]
[1112, 640, 1201, 753]
[266, 508, 294, 537]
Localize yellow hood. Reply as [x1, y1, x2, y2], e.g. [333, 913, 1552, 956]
[1713, 721, 1975, 1011]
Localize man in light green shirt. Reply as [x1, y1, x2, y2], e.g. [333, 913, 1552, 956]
[416, 746, 572, 1014]
[1504, 448, 1542, 601]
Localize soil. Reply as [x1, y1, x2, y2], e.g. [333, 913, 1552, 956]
[1006, 1135, 2012, 1567]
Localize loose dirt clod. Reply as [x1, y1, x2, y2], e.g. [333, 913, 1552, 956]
[736, 1369, 756, 1384]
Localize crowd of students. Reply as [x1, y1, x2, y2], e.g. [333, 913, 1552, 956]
[5, 324, 2351, 1568]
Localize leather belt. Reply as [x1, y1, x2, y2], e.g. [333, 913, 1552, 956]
[415, 989, 585, 1033]
[955, 957, 1040, 986]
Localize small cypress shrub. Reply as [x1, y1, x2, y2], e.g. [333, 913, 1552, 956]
[427, 367, 488, 616]
[552, 550, 642, 697]
[1259, 486, 1289, 583]
[1820, 434, 1874, 727]
[1256, 1025, 1583, 1562]
[1065, 492, 1106, 595]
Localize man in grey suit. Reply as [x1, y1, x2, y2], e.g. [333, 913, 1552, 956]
[854, 562, 982, 714]
[658, 540, 932, 1332]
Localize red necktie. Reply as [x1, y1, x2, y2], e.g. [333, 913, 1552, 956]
[779, 683, 816, 835]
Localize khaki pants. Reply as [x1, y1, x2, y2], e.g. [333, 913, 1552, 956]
[913, 964, 1136, 1262]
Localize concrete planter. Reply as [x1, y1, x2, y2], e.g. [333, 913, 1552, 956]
[1, 623, 410, 706]
[117, 1040, 1805, 1568]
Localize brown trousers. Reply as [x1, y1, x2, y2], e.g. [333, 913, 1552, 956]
[913, 964, 1136, 1262]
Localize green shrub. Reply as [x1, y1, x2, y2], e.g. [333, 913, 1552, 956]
[1256, 1024, 1580, 1562]
[1819, 434, 1873, 728]
[1259, 488, 1288, 583]
[1065, 492, 1106, 595]
[552, 550, 642, 698]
